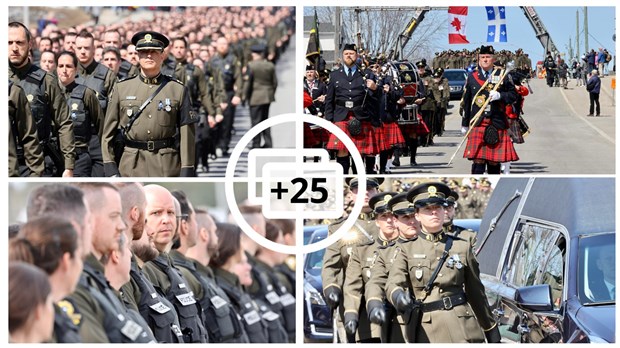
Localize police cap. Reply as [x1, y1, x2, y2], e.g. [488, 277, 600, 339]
[406, 182, 451, 208]
[131, 31, 169, 51]
[346, 177, 383, 189]
[388, 192, 416, 215]
[479, 45, 495, 55]
[433, 67, 444, 78]
[343, 43, 357, 52]
[446, 190, 459, 206]
[369, 192, 397, 215]
[415, 60, 425, 69]
[250, 43, 266, 54]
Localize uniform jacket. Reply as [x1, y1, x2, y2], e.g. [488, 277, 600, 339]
[303, 77, 327, 113]
[324, 66, 379, 123]
[9, 81, 44, 176]
[246, 59, 277, 106]
[461, 68, 517, 130]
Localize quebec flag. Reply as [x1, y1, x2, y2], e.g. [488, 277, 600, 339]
[486, 6, 507, 43]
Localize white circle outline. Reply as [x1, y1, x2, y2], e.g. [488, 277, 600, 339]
[224, 113, 367, 254]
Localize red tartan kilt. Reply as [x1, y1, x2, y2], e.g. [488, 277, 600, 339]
[464, 121, 519, 162]
[313, 127, 331, 143]
[326, 118, 380, 155]
[399, 115, 430, 138]
[303, 123, 319, 147]
[376, 122, 405, 150]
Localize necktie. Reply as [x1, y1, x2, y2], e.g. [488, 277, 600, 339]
[347, 69, 352, 77]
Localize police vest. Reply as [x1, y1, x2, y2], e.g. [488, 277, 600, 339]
[172, 257, 244, 343]
[117, 60, 134, 80]
[251, 263, 295, 338]
[217, 277, 269, 343]
[149, 256, 209, 343]
[252, 297, 289, 343]
[76, 63, 109, 111]
[16, 65, 52, 142]
[210, 53, 236, 90]
[53, 303, 81, 343]
[130, 263, 184, 343]
[66, 84, 92, 144]
[81, 265, 156, 343]
[8, 80, 23, 158]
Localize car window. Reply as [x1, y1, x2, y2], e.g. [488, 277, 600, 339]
[579, 233, 615, 305]
[502, 222, 565, 310]
[445, 70, 467, 81]
[305, 248, 325, 277]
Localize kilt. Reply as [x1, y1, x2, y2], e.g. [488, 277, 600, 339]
[464, 120, 519, 163]
[326, 115, 380, 155]
[304, 122, 319, 148]
[377, 122, 405, 151]
[399, 114, 430, 138]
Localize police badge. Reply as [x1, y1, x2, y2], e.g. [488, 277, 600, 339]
[415, 268, 423, 280]
[475, 95, 486, 107]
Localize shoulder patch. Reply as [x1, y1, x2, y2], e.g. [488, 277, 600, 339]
[57, 300, 82, 326]
[118, 74, 138, 83]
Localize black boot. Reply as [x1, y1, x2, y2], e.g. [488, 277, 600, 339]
[365, 156, 377, 174]
[408, 138, 418, 166]
[379, 150, 390, 174]
[392, 147, 401, 167]
[471, 162, 486, 174]
[336, 156, 350, 174]
[487, 163, 501, 174]
[350, 157, 358, 174]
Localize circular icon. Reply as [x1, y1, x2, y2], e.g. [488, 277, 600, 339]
[225, 113, 367, 255]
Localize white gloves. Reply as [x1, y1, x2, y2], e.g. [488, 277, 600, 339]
[489, 90, 501, 102]
[461, 127, 469, 135]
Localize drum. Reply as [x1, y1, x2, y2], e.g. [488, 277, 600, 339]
[386, 61, 421, 105]
[397, 104, 420, 125]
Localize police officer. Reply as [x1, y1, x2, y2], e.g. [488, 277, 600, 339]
[322, 177, 382, 342]
[9, 80, 44, 177]
[461, 45, 519, 174]
[432, 68, 450, 136]
[344, 191, 401, 343]
[385, 182, 501, 343]
[416, 60, 437, 146]
[101, 29, 139, 80]
[101, 31, 197, 177]
[57, 51, 104, 177]
[9, 21, 75, 177]
[245, 44, 277, 148]
[325, 44, 380, 174]
[444, 190, 477, 248]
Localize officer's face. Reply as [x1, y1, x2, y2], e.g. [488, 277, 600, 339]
[127, 45, 139, 65]
[206, 215, 219, 258]
[75, 36, 95, 65]
[171, 40, 187, 60]
[232, 250, 253, 287]
[395, 213, 420, 239]
[57, 54, 76, 86]
[8, 26, 30, 67]
[91, 188, 126, 257]
[184, 204, 199, 248]
[39, 39, 52, 52]
[479, 54, 495, 71]
[342, 49, 357, 67]
[145, 188, 177, 251]
[375, 212, 397, 239]
[63, 35, 76, 52]
[39, 51, 56, 73]
[138, 49, 165, 76]
[415, 204, 446, 233]
[103, 32, 121, 48]
[101, 52, 120, 74]
[444, 204, 456, 222]
[351, 186, 378, 210]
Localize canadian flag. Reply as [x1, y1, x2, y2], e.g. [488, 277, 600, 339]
[448, 6, 470, 44]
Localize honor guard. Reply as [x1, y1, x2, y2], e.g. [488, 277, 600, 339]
[101, 31, 197, 177]
[9, 81, 44, 177]
[432, 68, 450, 136]
[416, 60, 438, 146]
[461, 45, 519, 174]
[245, 44, 278, 149]
[385, 182, 501, 343]
[322, 177, 382, 342]
[444, 190, 477, 249]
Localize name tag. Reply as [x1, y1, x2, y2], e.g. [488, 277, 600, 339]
[171, 324, 183, 337]
[176, 292, 196, 306]
[262, 310, 280, 322]
[413, 254, 426, 259]
[265, 291, 281, 305]
[150, 301, 171, 314]
[121, 319, 144, 341]
[125, 96, 137, 100]
[280, 293, 295, 307]
[243, 310, 261, 325]
[210, 295, 228, 309]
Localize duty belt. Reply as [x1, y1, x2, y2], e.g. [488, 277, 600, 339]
[336, 100, 362, 109]
[125, 138, 175, 151]
[421, 292, 467, 312]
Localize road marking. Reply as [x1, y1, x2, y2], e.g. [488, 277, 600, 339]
[560, 89, 614, 144]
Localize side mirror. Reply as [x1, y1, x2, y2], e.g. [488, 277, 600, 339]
[514, 284, 553, 311]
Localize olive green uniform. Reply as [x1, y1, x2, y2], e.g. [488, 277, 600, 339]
[101, 73, 197, 177]
[9, 81, 44, 176]
[59, 82, 104, 151]
[445, 224, 478, 249]
[385, 232, 497, 343]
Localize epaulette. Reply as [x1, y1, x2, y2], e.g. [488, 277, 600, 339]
[57, 298, 82, 326]
[118, 74, 138, 83]
[445, 233, 464, 242]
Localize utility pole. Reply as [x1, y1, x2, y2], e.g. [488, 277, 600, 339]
[576, 10, 580, 59]
[355, 8, 362, 51]
[584, 7, 589, 53]
[334, 7, 341, 61]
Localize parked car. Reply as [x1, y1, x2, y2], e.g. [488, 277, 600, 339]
[304, 224, 327, 245]
[444, 68, 468, 100]
[476, 177, 615, 343]
[303, 227, 333, 342]
[453, 218, 481, 233]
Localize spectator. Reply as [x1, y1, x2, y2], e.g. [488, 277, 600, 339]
[586, 69, 601, 116]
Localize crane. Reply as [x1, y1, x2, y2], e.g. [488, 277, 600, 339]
[388, 7, 430, 60]
[519, 6, 559, 56]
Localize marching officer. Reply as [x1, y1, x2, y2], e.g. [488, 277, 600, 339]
[432, 68, 450, 136]
[461, 45, 519, 174]
[324, 43, 380, 174]
[416, 61, 437, 146]
[444, 190, 477, 248]
[322, 177, 382, 342]
[9, 80, 44, 177]
[101, 31, 197, 177]
[245, 44, 278, 149]
[385, 182, 501, 343]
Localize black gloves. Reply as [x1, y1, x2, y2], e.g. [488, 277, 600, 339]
[485, 325, 502, 343]
[392, 289, 413, 313]
[344, 319, 358, 336]
[324, 286, 341, 309]
[368, 306, 386, 325]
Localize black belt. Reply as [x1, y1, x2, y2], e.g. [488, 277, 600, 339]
[336, 99, 362, 108]
[124, 138, 175, 151]
[421, 292, 467, 312]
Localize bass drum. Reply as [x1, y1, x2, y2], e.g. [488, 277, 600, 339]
[386, 61, 421, 105]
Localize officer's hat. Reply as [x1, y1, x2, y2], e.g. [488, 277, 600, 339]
[406, 182, 451, 208]
[250, 44, 266, 54]
[343, 43, 357, 52]
[346, 177, 384, 189]
[479, 45, 495, 55]
[415, 60, 425, 69]
[131, 31, 169, 51]
[388, 192, 416, 215]
[480, 180, 492, 188]
[433, 67, 444, 78]
[369, 192, 397, 215]
[446, 190, 459, 206]
[458, 185, 470, 192]
[306, 64, 315, 71]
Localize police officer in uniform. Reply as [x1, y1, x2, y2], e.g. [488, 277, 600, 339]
[9, 80, 44, 177]
[322, 177, 382, 342]
[101, 29, 139, 80]
[9, 21, 75, 177]
[416, 61, 437, 146]
[432, 68, 450, 136]
[385, 182, 501, 343]
[344, 191, 401, 343]
[444, 190, 477, 249]
[57, 51, 104, 177]
[324, 44, 380, 174]
[461, 45, 519, 174]
[245, 44, 277, 148]
[101, 31, 197, 177]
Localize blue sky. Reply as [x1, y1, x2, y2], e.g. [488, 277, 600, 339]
[437, 6, 615, 63]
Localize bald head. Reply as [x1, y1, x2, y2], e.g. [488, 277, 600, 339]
[144, 185, 176, 252]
